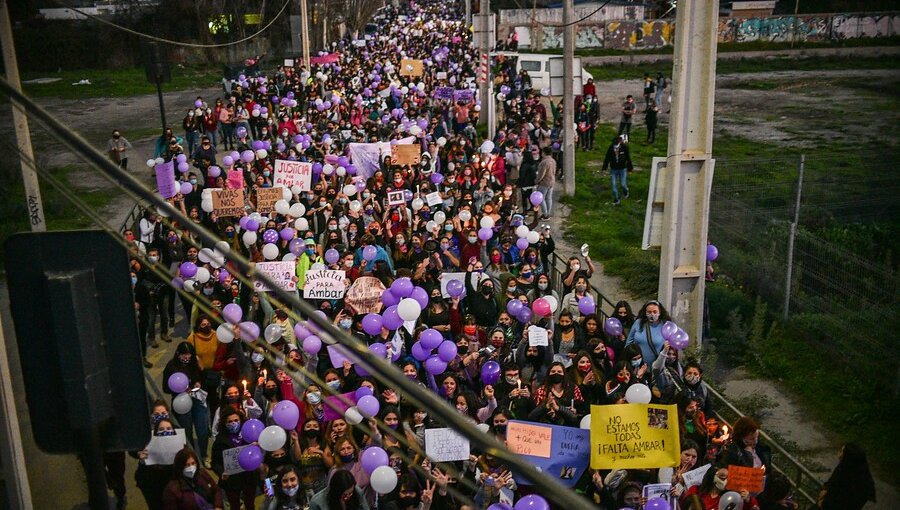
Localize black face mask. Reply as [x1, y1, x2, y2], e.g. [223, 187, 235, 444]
[481, 286, 493, 296]
[457, 345, 468, 356]
[263, 388, 277, 398]
[494, 424, 508, 434]
[547, 373, 564, 385]
[398, 497, 419, 509]
[304, 428, 320, 438]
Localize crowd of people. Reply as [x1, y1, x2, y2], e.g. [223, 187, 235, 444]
[110, 1, 876, 510]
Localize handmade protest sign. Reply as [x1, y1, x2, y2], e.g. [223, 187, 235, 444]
[222, 445, 249, 475]
[528, 325, 549, 347]
[590, 404, 680, 469]
[344, 276, 386, 314]
[399, 59, 424, 77]
[726, 465, 765, 492]
[145, 429, 186, 465]
[303, 270, 346, 299]
[454, 89, 474, 102]
[682, 464, 712, 488]
[253, 261, 297, 292]
[327, 345, 353, 369]
[507, 421, 590, 488]
[425, 428, 470, 462]
[387, 190, 406, 206]
[323, 392, 357, 421]
[643, 483, 674, 507]
[391, 144, 421, 166]
[433, 86, 454, 99]
[272, 159, 312, 190]
[212, 189, 245, 217]
[155, 161, 177, 199]
[255, 187, 283, 214]
[425, 191, 443, 206]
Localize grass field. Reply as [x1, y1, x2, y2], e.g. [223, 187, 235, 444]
[21, 64, 221, 100]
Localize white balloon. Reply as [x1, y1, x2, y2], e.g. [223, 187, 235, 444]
[544, 295, 558, 314]
[349, 200, 362, 212]
[294, 218, 309, 231]
[201, 200, 213, 213]
[215, 240, 230, 254]
[146, 159, 156, 168]
[458, 210, 472, 222]
[397, 298, 422, 322]
[416, 82, 425, 91]
[425, 221, 437, 232]
[217, 323, 235, 343]
[322, 164, 334, 175]
[264, 323, 283, 344]
[526, 230, 540, 244]
[437, 137, 447, 147]
[433, 211, 446, 224]
[625, 383, 652, 404]
[515, 225, 529, 238]
[323, 138, 333, 146]
[474, 104, 482, 112]
[343, 184, 358, 196]
[336, 166, 347, 177]
[279, 186, 292, 201]
[475, 423, 490, 433]
[275, 199, 291, 215]
[256, 149, 268, 159]
[409, 125, 422, 136]
[480, 140, 495, 154]
[370, 465, 398, 495]
[310, 262, 326, 271]
[155, 157, 164, 165]
[290, 185, 303, 196]
[282, 253, 296, 262]
[242, 231, 257, 247]
[262, 243, 279, 260]
[289, 203, 305, 217]
[250, 212, 262, 222]
[480, 216, 494, 229]
[182, 280, 197, 293]
[258, 425, 287, 451]
[172, 392, 193, 414]
[580, 414, 591, 430]
[344, 406, 364, 425]
[198, 247, 214, 263]
[411, 198, 424, 211]
[195, 267, 210, 284]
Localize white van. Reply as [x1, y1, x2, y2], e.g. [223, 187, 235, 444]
[495, 52, 593, 95]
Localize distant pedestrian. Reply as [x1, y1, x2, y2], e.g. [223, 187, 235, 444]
[618, 95, 636, 142]
[645, 104, 659, 144]
[107, 129, 132, 170]
[643, 73, 655, 110]
[601, 136, 633, 206]
[535, 146, 556, 219]
[655, 72, 668, 110]
[818, 443, 876, 510]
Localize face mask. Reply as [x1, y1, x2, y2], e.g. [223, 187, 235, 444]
[148, 256, 158, 264]
[457, 345, 468, 355]
[131, 276, 138, 286]
[156, 429, 176, 437]
[646, 312, 660, 322]
[491, 254, 501, 264]
[251, 352, 264, 364]
[152, 412, 169, 425]
[444, 224, 454, 232]
[440, 242, 451, 251]
[319, 201, 327, 207]
[537, 282, 548, 290]
[481, 286, 493, 296]
[575, 284, 587, 292]
[183, 465, 197, 478]
[571, 263, 580, 272]
[284, 486, 300, 497]
[547, 373, 564, 385]
[304, 428, 320, 438]
[202, 287, 214, 296]
[339, 319, 352, 330]
[714, 477, 728, 491]
[326, 380, 341, 391]
[328, 224, 338, 231]
[307, 392, 321, 404]
[507, 285, 517, 294]
[468, 236, 477, 244]
[226, 422, 241, 434]
[631, 358, 642, 367]
[226, 231, 235, 238]
[263, 170, 271, 177]
[685, 374, 700, 385]
[306, 248, 316, 255]
[495, 424, 507, 434]
[344, 260, 354, 268]
[340, 453, 355, 463]
[456, 405, 468, 413]
[189, 178, 198, 185]
[522, 272, 532, 279]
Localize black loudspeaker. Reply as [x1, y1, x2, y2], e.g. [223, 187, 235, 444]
[143, 41, 171, 84]
[4, 231, 150, 453]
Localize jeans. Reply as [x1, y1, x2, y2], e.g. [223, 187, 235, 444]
[204, 129, 218, 147]
[184, 131, 199, 156]
[655, 89, 664, 110]
[174, 399, 210, 461]
[610, 168, 629, 202]
[220, 123, 235, 149]
[147, 293, 169, 341]
[536, 184, 553, 217]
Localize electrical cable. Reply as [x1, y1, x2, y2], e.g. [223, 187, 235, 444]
[510, 0, 612, 28]
[50, 0, 292, 48]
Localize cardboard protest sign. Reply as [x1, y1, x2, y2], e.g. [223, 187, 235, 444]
[726, 465, 765, 492]
[212, 189, 245, 217]
[155, 161, 177, 199]
[387, 190, 406, 206]
[253, 261, 297, 292]
[399, 59, 424, 77]
[425, 191, 443, 206]
[425, 428, 470, 462]
[273, 160, 313, 190]
[222, 445, 250, 475]
[255, 187, 283, 214]
[344, 276, 386, 314]
[303, 270, 346, 299]
[528, 325, 549, 347]
[507, 421, 590, 488]
[590, 404, 680, 469]
[145, 428, 186, 465]
[391, 144, 421, 166]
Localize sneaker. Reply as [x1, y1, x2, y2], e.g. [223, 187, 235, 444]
[624, 190, 630, 199]
[161, 333, 172, 343]
[613, 200, 620, 206]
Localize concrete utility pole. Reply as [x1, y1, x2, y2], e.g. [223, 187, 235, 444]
[301, 0, 311, 65]
[478, 0, 491, 131]
[0, 0, 46, 232]
[657, 0, 719, 348]
[465, 0, 471, 25]
[562, 0, 575, 196]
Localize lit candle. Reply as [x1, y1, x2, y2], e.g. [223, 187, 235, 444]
[517, 379, 521, 390]
[262, 369, 268, 380]
[242, 379, 248, 393]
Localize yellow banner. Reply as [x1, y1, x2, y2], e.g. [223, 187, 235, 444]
[590, 403, 680, 469]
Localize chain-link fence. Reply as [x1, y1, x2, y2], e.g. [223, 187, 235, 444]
[708, 154, 900, 378]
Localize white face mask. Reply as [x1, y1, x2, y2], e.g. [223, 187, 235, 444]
[714, 477, 727, 491]
[183, 465, 197, 478]
[284, 486, 299, 497]
[685, 374, 700, 385]
[646, 312, 660, 323]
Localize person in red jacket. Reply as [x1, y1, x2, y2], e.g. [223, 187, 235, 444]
[162, 447, 224, 509]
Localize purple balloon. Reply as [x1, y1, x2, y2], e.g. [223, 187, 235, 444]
[180, 182, 193, 195]
[222, 155, 234, 167]
[360, 446, 389, 475]
[177, 162, 189, 174]
[604, 317, 623, 337]
[302, 335, 322, 354]
[644, 498, 671, 510]
[208, 165, 221, 178]
[241, 419, 265, 443]
[362, 245, 378, 261]
[661, 320, 678, 340]
[312, 162, 323, 173]
[241, 150, 255, 163]
[481, 361, 501, 385]
[238, 321, 260, 342]
[425, 355, 448, 375]
[291, 322, 309, 341]
[381, 288, 400, 307]
[179, 261, 198, 278]
[411, 341, 431, 361]
[410, 286, 429, 310]
[218, 268, 229, 283]
[517, 307, 533, 323]
[194, 99, 203, 108]
[324, 248, 340, 265]
[170, 276, 184, 289]
[279, 227, 295, 241]
[670, 329, 690, 350]
[223, 303, 242, 324]
[306, 310, 328, 335]
[355, 386, 374, 400]
[362, 313, 383, 336]
[239, 216, 251, 230]
[578, 295, 595, 315]
[252, 140, 264, 151]
[419, 329, 443, 350]
[391, 277, 414, 298]
[437, 340, 458, 362]
[530, 191, 544, 206]
[289, 238, 304, 256]
[707, 244, 719, 262]
[246, 219, 260, 232]
[446, 279, 464, 298]
[506, 299, 524, 316]
[263, 229, 279, 244]
[357, 395, 380, 418]
[513, 495, 549, 510]
[273, 400, 300, 429]
[237, 445, 263, 471]
[382, 305, 403, 330]
[516, 238, 530, 251]
[478, 227, 493, 241]
[167, 372, 189, 393]
[369, 342, 387, 359]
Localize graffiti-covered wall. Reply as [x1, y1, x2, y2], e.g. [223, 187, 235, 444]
[499, 12, 898, 50]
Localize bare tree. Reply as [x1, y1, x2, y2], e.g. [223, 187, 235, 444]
[340, 0, 385, 40]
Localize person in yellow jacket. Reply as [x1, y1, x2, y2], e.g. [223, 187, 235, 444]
[296, 238, 323, 292]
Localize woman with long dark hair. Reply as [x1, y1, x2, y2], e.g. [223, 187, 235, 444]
[625, 300, 671, 364]
[162, 447, 224, 509]
[818, 443, 876, 510]
[309, 469, 370, 510]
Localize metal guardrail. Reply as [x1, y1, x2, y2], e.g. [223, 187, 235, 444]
[546, 250, 616, 320]
[667, 371, 824, 509]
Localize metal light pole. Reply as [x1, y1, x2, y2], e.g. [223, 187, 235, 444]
[0, 0, 46, 231]
[562, 0, 575, 196]
[782, 154, 804, 321]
